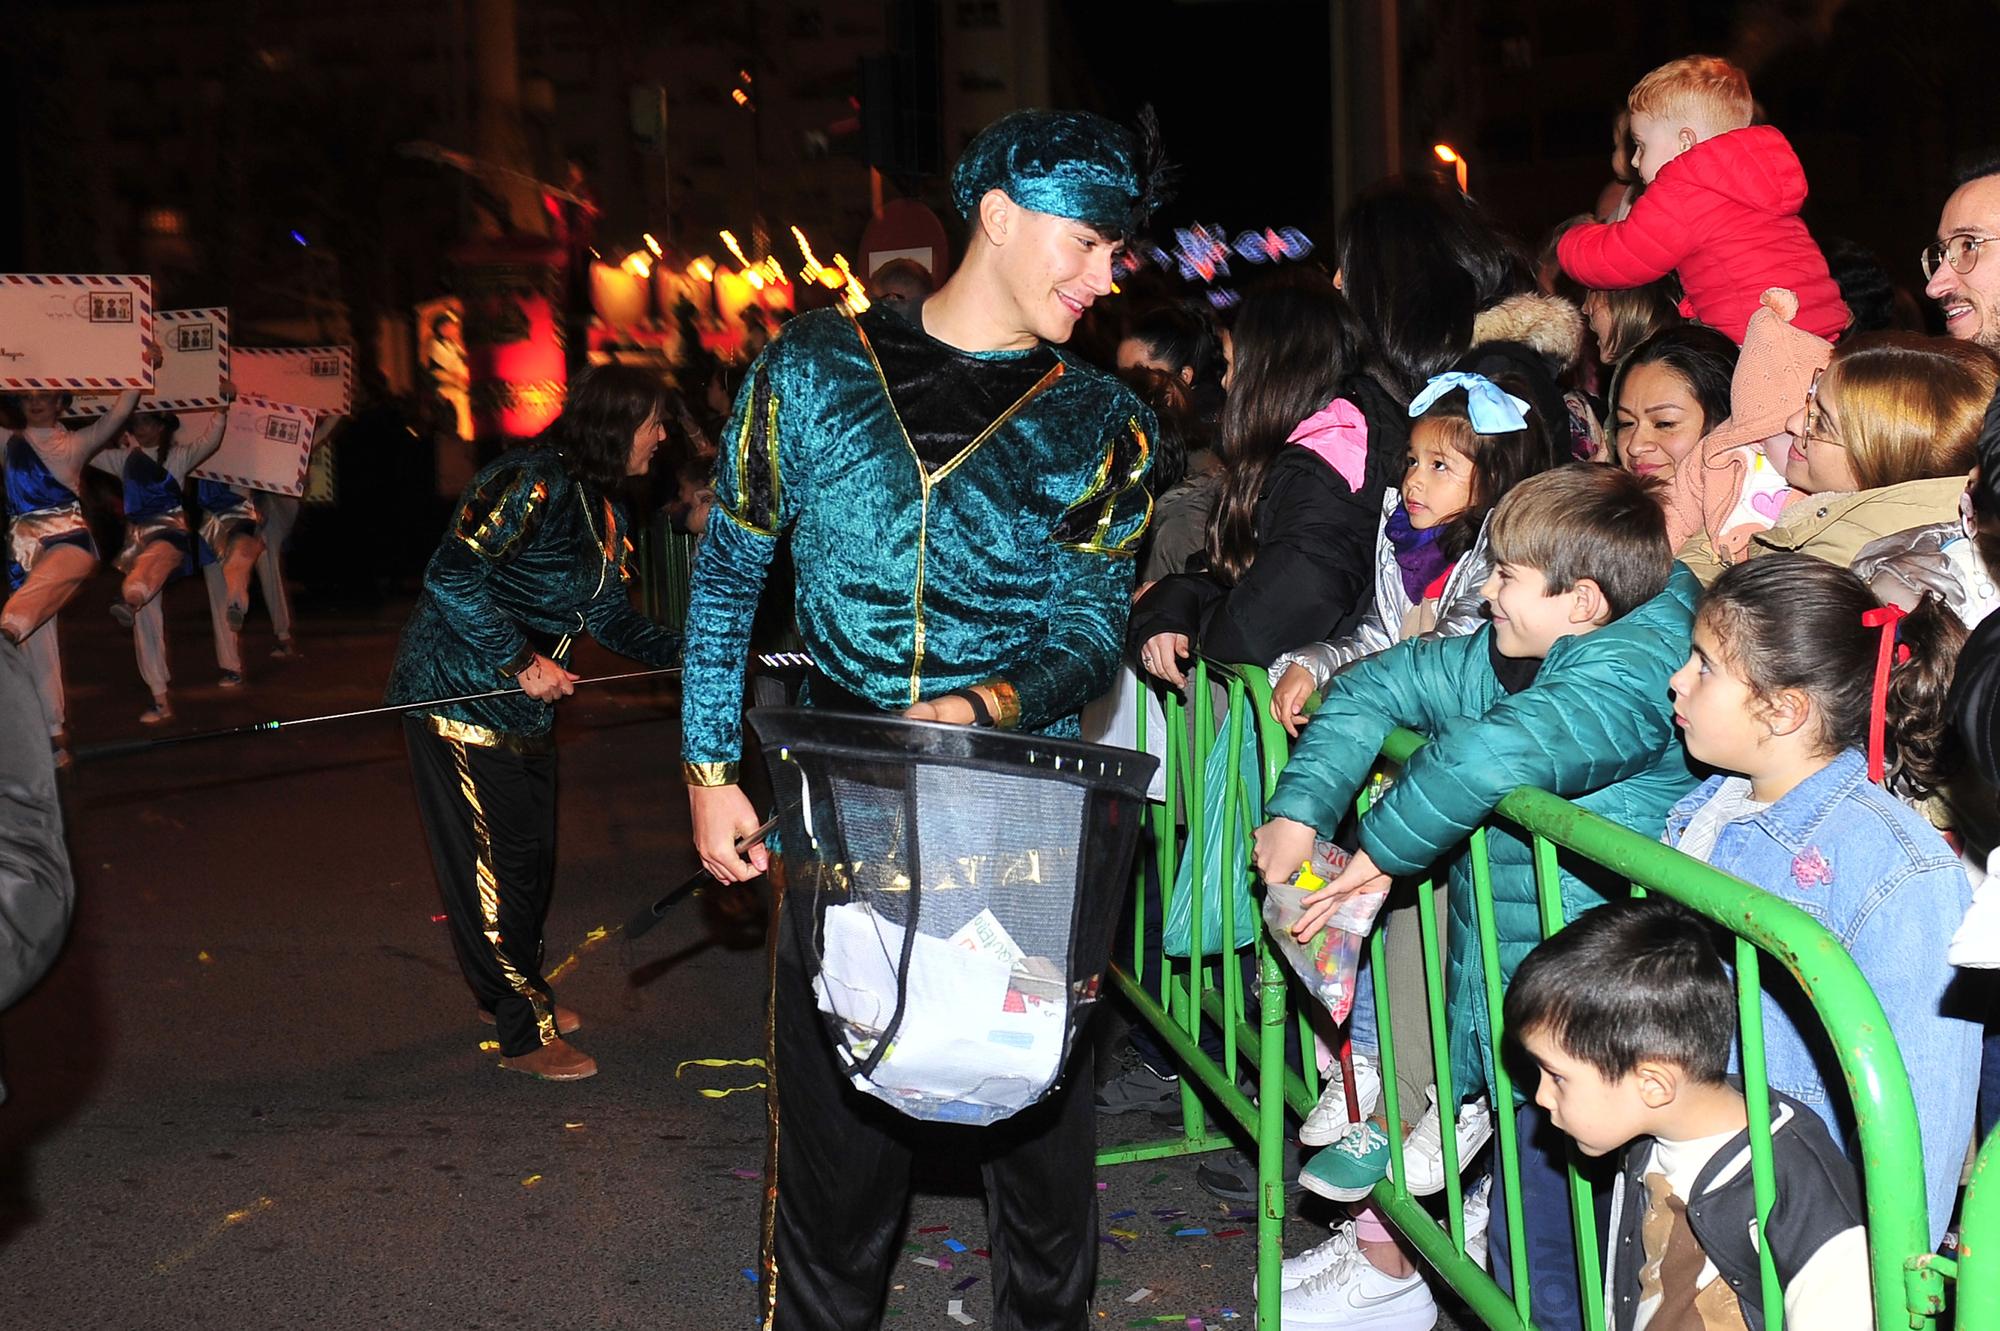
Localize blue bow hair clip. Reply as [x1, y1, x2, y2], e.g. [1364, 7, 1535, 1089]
[1407, 372, 1532, 434]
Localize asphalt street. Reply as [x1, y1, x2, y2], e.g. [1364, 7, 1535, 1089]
[0, 568, 1456, 1330]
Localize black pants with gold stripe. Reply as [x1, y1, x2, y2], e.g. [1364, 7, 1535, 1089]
[404, 716, 561, 1057]
[764, 903, 1098, 1331]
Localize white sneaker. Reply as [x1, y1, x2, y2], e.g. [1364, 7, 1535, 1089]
[1300, 1050, 1383, 1146]
[1260, 1219, 1360, 1295]
[1279, 1237, 1438, 1329]
[1462, 1174, 1491, 1271]
[1401, 1090, 1493, 1196]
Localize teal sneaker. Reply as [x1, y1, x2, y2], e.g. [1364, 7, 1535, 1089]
[1298, 1122, 1389, 1203]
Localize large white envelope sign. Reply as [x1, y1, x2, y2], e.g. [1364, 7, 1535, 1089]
[0, 274, 155, 390]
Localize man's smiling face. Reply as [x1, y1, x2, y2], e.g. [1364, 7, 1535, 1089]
[1929, 174, 2000, 349]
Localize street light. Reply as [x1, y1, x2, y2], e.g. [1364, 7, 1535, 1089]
[1434, 143, 1468, 195]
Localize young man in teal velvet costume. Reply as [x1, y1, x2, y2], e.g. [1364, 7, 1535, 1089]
[683, 110, 1164, 1330]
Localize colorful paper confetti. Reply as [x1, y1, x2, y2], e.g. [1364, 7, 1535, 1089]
[1124, 1288, 1155, 1305]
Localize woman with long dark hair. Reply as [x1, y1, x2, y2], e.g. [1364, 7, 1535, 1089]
[388, 364, 682, 1082]
[1127, 271, 1406, 679]
[1334, 175, 1535, 400]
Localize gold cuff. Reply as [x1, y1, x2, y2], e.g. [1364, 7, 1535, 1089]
[975, 679, 1022, 730]
[683, 761, 741, 787]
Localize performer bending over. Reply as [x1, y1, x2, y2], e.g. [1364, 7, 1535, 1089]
[683, 109, 1163, 1330]
[4, 377, 145, 762]
[96, 393, 234, 722]
[389, 364, 681, 1082]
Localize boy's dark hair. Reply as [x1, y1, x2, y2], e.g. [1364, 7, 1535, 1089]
[1487, 463, 1671, 617]
[1505, 897, 1735, 1084]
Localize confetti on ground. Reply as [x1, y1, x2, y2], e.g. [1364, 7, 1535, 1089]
[947, 1298, 976, 1327]
[974, 1249, 989, 1259]
[1097, 1181, 1108, 1190]
[520, 1175, 542, 1188]
[1108, 1208, 1137, 1220]
[1226, 1209, 1257, 1221]
[905, 1243, 926, 1255]
[1186, 1319, 1205, 1330]
[911, 1256, 940, 1269]
[674, 1056, 768, 1098]
[478, 1040, 501, 1052]
[1174, 1227, 1208, 1237]
[151, 1196, 275, 1274]
[1124, 1288, 1155, 1305]
[953, 1276, 980, 1292]
[741, 1268, 758, 1283]
[1110, 1228, 1138, 1240]
[1219, 1309, 1239, 1321]
[1097, 1236, 1129, 1253]
[563, 1121, 584, 1130]
[430, 913, 447, 923]
[918, 1224, 950, 1233]
[546, 922, 619, 981]
[942, 1238, 967, 1253]
[1146, 1172, 1168, 1185]
[1212, 1229, 1244, 1239]
[1152, 1209, 1185, 1219]
[938, 1258, 954, 1273]
[728, 1167, 762, 1180]
[196, 951, 213, 964]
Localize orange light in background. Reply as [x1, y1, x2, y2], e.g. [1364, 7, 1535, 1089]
[744, 268, 766, 290]
[719, 230, 752, 270]
[731, 88, 750, 107]
[642, 233, 663, 257]
[621, 251, 653, 279]
[1433, 143, 1468, 194]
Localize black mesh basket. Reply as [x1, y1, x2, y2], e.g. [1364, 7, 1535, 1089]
[749, 708, 1157, 1126]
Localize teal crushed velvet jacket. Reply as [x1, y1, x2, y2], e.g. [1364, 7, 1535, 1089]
[387, 447, 680, 740]
[681, 306, 1155, 784]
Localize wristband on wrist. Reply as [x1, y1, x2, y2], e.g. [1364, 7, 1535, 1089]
[944, 687, 995, 727]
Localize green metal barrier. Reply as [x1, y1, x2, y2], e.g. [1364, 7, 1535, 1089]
[1098, 659, 1952, 1330]
[1952, 1129, 2000, 1328]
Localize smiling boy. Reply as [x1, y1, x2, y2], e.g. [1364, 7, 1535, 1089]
[1253, 463, 1699, 1324]
[1507, 897, 1869, 1331]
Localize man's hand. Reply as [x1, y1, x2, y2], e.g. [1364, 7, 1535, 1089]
[690, 783, 771, 883]
[1270, 663, 1317, 738]
[1252, 816, 1319, 887]
[517, 654, 578, 702]
[1138, 630, 1191, 688]
[1291, 848, 1393, 940]
[904, 694, 977, 725]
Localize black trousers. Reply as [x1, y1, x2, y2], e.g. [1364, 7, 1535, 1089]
[764, 897, 1099, 1331]
[404, 717, 561, 1056]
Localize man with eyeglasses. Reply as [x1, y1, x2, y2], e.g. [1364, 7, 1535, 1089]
[1928, 154, 2000, 348]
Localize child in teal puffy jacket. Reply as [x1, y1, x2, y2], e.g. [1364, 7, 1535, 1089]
[1254, 463, 1699, 1328]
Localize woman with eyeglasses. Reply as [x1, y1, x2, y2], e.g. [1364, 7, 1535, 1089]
[1738, 332, 2000, 571]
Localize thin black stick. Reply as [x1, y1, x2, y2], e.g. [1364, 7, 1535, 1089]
[70, 666, 684, 763]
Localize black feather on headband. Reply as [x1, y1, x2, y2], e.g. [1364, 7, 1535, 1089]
[1127, 104, 1179, 233]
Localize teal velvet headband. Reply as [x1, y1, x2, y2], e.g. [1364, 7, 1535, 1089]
[950, 107, 1171, 234]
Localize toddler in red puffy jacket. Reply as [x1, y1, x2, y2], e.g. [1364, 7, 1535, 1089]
[1558, 56, 1850, 345]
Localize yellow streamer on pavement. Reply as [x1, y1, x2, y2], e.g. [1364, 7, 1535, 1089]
[675, 1057, 768, 1098]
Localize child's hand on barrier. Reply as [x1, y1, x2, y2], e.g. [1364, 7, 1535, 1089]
[1270, 663, 1316, 738]
[1291, 848, 1392, 939]
[1253, 816, 1318, 888]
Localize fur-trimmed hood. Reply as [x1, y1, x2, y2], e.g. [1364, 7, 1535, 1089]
[1471, 292, 1586, 372]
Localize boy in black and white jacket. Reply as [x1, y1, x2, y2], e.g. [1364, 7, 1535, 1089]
[1505, 897, 1869, 1331]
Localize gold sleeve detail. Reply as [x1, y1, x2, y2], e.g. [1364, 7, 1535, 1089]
[683, 761, 742, 788]
[974, 679, 1022, 730]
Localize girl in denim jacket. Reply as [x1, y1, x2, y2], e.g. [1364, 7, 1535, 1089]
[1667, 553, 1977, 1244]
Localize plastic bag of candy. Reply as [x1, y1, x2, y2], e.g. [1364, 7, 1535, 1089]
[1261, 840, 1390, 1023]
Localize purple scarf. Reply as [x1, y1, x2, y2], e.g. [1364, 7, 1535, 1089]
[1384, 503, 1453, 602]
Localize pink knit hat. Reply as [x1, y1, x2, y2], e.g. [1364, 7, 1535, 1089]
[1666, 289, 1834, 552]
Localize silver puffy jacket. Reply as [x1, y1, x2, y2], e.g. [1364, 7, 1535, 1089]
[1269, 490, 1495, 688]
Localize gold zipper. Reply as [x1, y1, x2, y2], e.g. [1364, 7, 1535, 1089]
[848, 311, 1067, 703]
